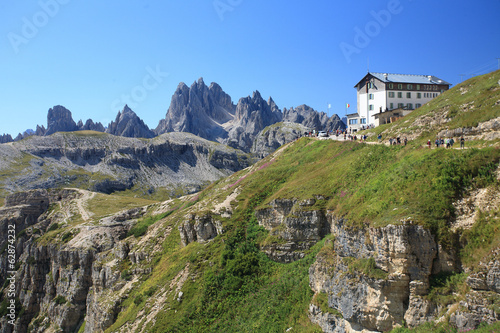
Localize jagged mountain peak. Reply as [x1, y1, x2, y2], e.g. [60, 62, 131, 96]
[252, 90, 263, 100]
[107, 105, 155, 138]
[46, 105, 78, 135]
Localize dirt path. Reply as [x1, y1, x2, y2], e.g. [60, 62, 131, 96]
[66, 188, 95, 221]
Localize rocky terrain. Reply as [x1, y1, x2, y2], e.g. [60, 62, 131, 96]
[105, 105, 155, 139]
[0, 131, 252, 198]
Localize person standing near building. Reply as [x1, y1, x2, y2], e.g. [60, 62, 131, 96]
[460, 136, 465, 149]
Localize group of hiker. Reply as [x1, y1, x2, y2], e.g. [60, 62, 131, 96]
[426, 137, 465, 149]
[303, 130, 467, 150]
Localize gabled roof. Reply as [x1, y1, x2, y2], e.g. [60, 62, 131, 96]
[354, 72, 451, 88]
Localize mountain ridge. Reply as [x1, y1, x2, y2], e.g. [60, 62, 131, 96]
[3, 78, 345, 155]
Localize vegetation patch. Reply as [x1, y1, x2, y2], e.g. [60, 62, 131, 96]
[459, 207, 500, 269]
[389, 320, 500, 333]
[427, 271, 468, 306]
[312, 291, 343, 318]
[127, 211, 174, 238]
[53, 295, 67, 305]
[343, 257, 388, 280]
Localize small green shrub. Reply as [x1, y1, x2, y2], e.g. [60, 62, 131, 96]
[47, 223, 59, 232]
[128, 211, 173, 238]
[133, 294, 144, 305]
[312, 292, 342, 318]
[53, 295, 67, 305]
[121, 270, 131, 281]
[61, 231, 73, 243]
[145, 286, 157, 297]
[428, 272, 467, 306]
[346, 257, 388, 280]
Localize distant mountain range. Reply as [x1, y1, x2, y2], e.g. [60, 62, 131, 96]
[1, 78, 346, 153]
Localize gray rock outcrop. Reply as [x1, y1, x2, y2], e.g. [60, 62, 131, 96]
[46, 105, 79, 136]
[255, 198, 330, 263]
[178, 213, 224, 246]
[0, 134, 13, 143]
[155, 78, 236, 141]
[77, 119, 105, 132]
[106, 105, 155, 138]
[251, 122, 310, 157]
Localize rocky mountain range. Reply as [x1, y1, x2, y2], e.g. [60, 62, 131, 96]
[155, 78, 345, 152]
[2, 79, 345, 155]
[0, 131, 252, 198]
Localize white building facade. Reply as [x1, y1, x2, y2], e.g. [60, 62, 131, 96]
[347, 73, 451, 131]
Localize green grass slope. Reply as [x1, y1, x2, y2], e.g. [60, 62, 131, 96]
[104, 142, 498, 331]
[101, 71, 500, 333]
[365, 70, 500, 147]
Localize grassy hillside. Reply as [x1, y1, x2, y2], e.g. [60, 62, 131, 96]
[365, 70, 500, 147]
[100, 137, 498, 332]
[99, 72, 500, 332]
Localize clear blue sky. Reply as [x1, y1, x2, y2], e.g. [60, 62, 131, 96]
[1, 0, 499, 136]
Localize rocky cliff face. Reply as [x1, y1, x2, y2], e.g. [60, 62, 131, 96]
[309, 220, 440, 332]
[0, 189, 148, 333]
[0, 134, 13, 144]
[155, 79, 236, 141]
[251, 192, 499, 332]
[45, 105, 79, 136]
[256, 198, 330, 263]
[106, 105, 155, 139]
[77, 119, 105, 133]
[178, 213, 224, 247]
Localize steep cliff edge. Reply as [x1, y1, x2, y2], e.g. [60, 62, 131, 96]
[0, 188, 164, 333]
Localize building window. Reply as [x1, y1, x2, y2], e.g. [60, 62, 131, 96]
[398, 84, 402, 89]
[398, 103, 404, 108]
[388, 83, 393, 89]
[407, 84, 413, 90]
[407, 92, 411, 98]
[349, 119, 358, 125]
[388, 92, 395, 98]
[417, 92, 421, 98]
[416, 85, 420, 90]
[369, 93, 374, 100]
[433, 85, 437, 91]
[360, 118, 366, 124]
[416, 103, 422, 108]
[407, 103, 413, 110]
[369, 104, 374, 110]
[390, 103, 394, 109]
[397, 92, 402, 98]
